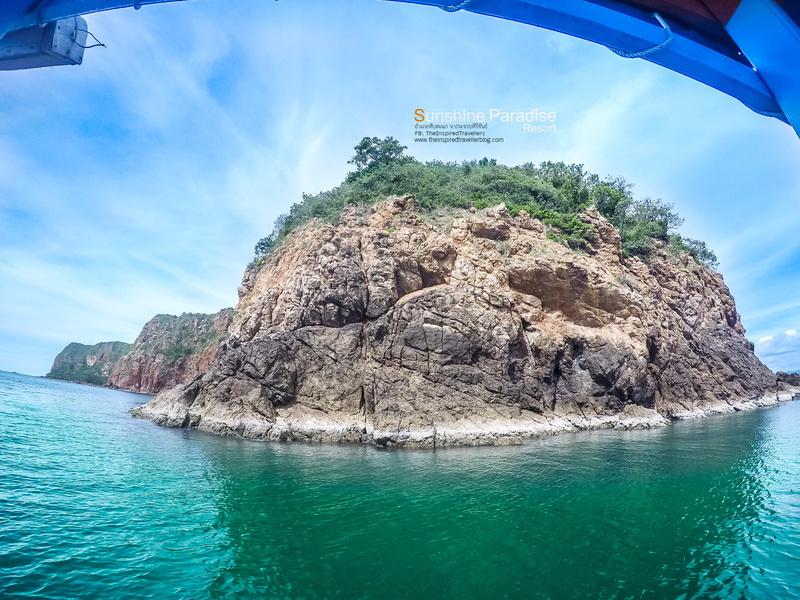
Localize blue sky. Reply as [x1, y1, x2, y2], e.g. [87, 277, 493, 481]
[0, 0, 798, 375]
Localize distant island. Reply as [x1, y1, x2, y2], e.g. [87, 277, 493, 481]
[778, 372, 800, 387]
[52, 138, 799, 446]
[47, 310, 232, 393]
[48, 341, 132, 386]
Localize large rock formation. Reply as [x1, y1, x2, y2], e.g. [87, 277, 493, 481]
[47, 341, 132, 385]
[133, 198, 797, 446]
[109, 310, 234, 393]
[47, 310, 233, 393]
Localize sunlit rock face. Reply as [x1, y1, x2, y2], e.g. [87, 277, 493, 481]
[109, 310, 234, 394]
[133, 197, 791, 447]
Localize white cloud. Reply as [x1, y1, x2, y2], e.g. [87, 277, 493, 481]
[1, 0, 799, 376]
[754, 331, 800, 372]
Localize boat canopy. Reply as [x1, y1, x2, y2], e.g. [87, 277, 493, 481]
[1, 0, 798, 136]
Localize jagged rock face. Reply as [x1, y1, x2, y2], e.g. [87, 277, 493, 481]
[109, 310, 233, 393]
[47, 341, 132, 385]
[134, 197, 788, 446]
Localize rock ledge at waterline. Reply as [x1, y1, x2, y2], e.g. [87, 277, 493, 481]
[132, 198, 798, 447]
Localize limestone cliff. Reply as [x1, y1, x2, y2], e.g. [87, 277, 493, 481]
[133, 198, 796, 446]
[109, 310, 233, 393]
[47, 341, 132, 385]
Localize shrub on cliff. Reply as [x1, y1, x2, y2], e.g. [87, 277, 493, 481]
[668, 236, 720, 268]
[254, 137, 718, 268]
[348, 136, 410, 173]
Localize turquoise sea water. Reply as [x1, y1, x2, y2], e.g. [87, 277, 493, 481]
[1, 371, 799, 599]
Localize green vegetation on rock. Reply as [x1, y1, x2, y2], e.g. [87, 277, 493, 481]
[162, 344, 194, 362]
[254, 137, 718, 268]
[134, 314, 228, 359]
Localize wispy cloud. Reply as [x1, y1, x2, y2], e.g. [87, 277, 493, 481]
[0, 0, 798, 375]
[756, 331, 800, 372]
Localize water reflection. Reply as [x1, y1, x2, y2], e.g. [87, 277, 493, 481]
[191, 406, 799, 599]
[5, 371, 794, 599]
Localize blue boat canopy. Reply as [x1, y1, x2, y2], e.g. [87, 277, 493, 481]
[1, 0, 798, 136]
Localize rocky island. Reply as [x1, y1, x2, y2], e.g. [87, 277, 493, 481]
[126, 138, 798, 446]
[47, 310, 232, 392]
[109, 310, 233, 393]
[48, 341, 132, 386]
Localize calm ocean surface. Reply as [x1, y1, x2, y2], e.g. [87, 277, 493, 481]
[1, 370, 799, 599]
